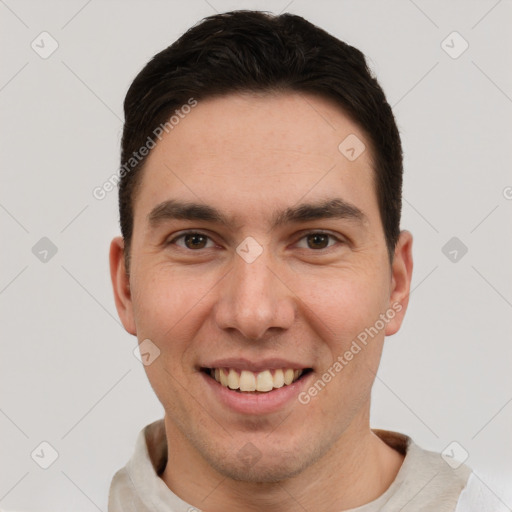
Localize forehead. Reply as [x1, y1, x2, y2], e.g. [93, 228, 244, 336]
[133, 91, 377, 226]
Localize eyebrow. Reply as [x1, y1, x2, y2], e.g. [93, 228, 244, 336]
[147, 198, 366, 230]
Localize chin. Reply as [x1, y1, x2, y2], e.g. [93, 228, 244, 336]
[204, 442, 324, 484]
[215, 459, 306, 483]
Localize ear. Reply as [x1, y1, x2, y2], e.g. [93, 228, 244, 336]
[385, 230, 413, 336]
[109, 236, 137, 335]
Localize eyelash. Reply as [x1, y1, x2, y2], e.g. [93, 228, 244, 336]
[167, 230, 344, 251]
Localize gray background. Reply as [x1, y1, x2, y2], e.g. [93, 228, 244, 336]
[1, 0, 511, 510]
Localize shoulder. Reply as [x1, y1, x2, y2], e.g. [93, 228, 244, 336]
[372, 430, 472, 511]
[455, 472, 511, 512]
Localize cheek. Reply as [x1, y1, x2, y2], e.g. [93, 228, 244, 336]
[130, 272, 201, 378]
[131, 266, 206, 335]
[301, 267, 390, 342]
[130, 270, 207, 412]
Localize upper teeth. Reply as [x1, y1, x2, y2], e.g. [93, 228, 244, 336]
[212, 368, 304, 392]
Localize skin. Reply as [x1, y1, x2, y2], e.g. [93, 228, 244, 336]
[110, 91, 413, 511]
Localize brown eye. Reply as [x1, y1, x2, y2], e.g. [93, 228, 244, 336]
[183, 233, 208, 249]
[306, 233, 330, 249]
[169, 232, 215, 250]
[295, 231, 341, 251]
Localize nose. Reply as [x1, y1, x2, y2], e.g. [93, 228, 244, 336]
[213, 247, 295, 341]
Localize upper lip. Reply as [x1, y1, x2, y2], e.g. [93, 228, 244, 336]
[200, 358, 311, 372]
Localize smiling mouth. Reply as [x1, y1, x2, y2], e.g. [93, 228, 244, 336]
[201, 367, 313, 393]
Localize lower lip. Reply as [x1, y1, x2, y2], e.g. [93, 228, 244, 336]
[200, 371, 313, 415]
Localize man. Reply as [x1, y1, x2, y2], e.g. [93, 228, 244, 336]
[108, 10, 488, 511]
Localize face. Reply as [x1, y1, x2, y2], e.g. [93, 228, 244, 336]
[110, 91, 412, 482]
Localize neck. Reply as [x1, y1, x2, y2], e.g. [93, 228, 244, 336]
[160, 412, 404, 511]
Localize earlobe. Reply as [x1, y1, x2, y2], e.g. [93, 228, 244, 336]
[385, 230, 413, 336]
[109, 236, 137, 335]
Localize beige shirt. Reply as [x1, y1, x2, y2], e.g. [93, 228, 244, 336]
[108, 418, 486, 511]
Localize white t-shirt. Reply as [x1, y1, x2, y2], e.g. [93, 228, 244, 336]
[108, 419, 500, 511]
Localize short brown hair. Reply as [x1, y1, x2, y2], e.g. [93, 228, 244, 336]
[119, 10, 403, 267]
